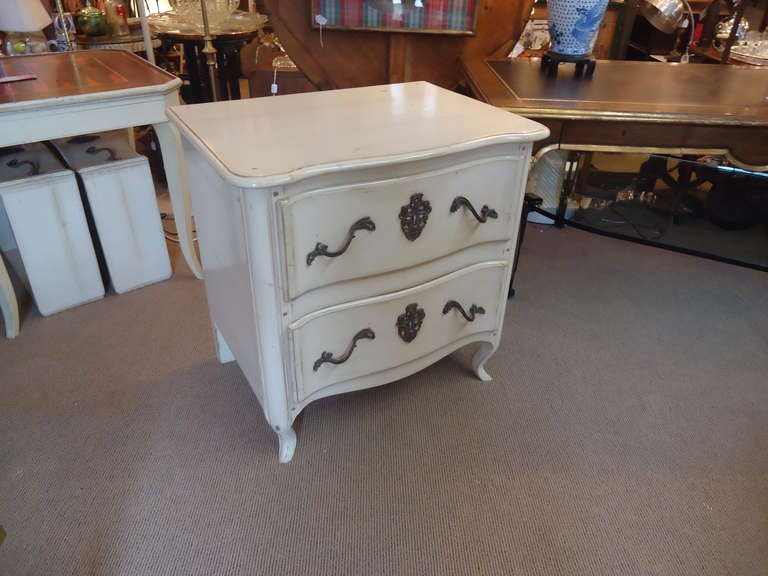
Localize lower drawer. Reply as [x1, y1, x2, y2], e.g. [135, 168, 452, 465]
[290, 261, 508, 402]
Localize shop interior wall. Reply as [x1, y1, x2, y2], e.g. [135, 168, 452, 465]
[259, 0, 534, 90]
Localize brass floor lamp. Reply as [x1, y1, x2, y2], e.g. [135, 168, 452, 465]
[199, 0, 220, 102]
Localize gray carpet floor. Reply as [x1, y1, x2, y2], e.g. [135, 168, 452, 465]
[1, 226, 767, 576]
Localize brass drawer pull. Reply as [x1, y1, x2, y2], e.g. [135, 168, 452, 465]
[313, 328, 376, 372]
[442, 300, 486, 322]
[6, 158, 40, 176]
[86, 145, 119, 162]
[306, 216, 376, 266]
[450, 196, 498, 223]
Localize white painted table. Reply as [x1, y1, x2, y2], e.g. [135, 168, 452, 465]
[0, 50, 203, 338]
[170, 82, 549, 462]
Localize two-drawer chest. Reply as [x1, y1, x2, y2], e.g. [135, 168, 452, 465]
[169, 82, 548, 462]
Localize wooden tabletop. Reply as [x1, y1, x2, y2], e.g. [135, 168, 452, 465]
[462, 58, 768, 127]
[0, 50, 178, 106]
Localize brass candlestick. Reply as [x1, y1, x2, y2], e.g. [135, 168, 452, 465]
[53, 0, 73, 51]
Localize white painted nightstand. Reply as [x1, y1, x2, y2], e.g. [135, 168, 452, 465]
[169, 82, 549, 462]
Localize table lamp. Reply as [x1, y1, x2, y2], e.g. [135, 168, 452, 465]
[640, 0, 695, 62]
[0, 0, 53, 56]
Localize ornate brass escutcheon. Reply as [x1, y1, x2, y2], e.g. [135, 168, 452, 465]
[399, 193, 432, 241]
[396, 303, 425, 342]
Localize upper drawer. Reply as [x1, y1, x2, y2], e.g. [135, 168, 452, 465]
[279, 154, 526, 299]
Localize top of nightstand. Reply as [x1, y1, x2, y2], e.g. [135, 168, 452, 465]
[168, 81, 549, 188]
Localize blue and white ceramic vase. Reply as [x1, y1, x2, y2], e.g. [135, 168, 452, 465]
[547, 0, 609, 58]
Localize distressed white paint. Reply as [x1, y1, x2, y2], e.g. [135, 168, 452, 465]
[0, 56, 202, 337]
[170, 82, 549, 462]
[0, 145, 104, 317]
[51, 132, 171, 294]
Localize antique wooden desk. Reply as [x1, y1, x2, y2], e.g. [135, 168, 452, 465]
[462, 58, 768, 172]
[0, 50, 203, 338]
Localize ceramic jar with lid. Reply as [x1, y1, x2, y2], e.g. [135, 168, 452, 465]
[76, 2, 109, 36]
[546, 0, 609, 57]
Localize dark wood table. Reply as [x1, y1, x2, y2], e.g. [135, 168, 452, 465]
[462, 57, 768, 285]
[462, 58, 768, 171]
[157, 29, 259, 103]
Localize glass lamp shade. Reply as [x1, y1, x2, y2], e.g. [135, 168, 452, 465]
[0, 0, 52, 32]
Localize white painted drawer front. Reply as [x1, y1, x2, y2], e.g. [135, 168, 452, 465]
[50, 132, 171, 293]
[0, 172, 105, 316]
[291, 261, 508, 402]
[280, 156, 523, 299]
[77, 158, 171, 294]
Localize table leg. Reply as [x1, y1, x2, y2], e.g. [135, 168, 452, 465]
[126, 127, 136, 152]
[227, 51, 241, 100]
[220, 44, 243, 100]
[508, 192, 544, 298]
[216, 49, 230, 100]
[0, 256, 19, 338]
[576, 151, 593, 193]
[153, 121, 204, 280]
[556, 151, 580, 228]
[184, 42, 204, 103]
[671, 158, 694, 225]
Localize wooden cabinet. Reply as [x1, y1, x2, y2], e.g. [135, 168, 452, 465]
[169, 82, 548, 462]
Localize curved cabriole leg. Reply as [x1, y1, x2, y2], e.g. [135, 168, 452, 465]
[153, 121, 204, 280]
[276, 427, 297, 463]
[0, 257, 19, 338]
[471, 342, 496, 382]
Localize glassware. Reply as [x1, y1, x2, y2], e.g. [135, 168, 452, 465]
[168, 0, 239, 28]
[713, 15, 749, 51]
[3, 31, 53, 55]
[147, 6, 267, 35]
[104, 0, 130, 36]
[52, 11, 76, 50]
